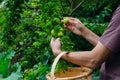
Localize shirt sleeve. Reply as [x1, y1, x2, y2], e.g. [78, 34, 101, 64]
[99, 6, 120, 53]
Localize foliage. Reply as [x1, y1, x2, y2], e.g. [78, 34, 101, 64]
[0, 0, 119, 79]
[0, 50, 15, 78]
[23, 62, 48, 80]
[0, 63, 23, 80]
[0, 50, 23, 80]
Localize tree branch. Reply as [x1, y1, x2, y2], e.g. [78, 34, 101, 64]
[69, 0, 86, 16]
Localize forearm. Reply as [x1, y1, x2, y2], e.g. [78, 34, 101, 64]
[81, 27, 100, 46]
[61, 51, 95, 68]
[59, 42, 110, 69]
[51, 37, 110, 69]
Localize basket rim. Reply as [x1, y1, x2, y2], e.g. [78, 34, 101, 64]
[46, 67, 93, 80]
[47, 52, 93, 80]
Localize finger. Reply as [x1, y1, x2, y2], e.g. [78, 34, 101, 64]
[69, 17, 74, 18]
[58, 37, 60, 41]
[62, 17, 76, 25]
[61, 17, 65, 23]
[56, 38, 60, 42]
[68, 19, 76, 24]
[64, 24, 72, 30]
[50, 37, 54, 45]
[61, 19, 64, 23]
[67, 26, 74, 31]
[69, 17, 76, 20]
[61, 17, 76, 22]
[64, 23, 70, 28]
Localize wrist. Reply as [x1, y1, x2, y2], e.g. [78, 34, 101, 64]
[80, 26, 89, 37]
[53, 49, 62, 56]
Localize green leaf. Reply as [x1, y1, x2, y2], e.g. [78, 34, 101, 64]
[0, 50, 15, 78]
[0, 63, 23, 80]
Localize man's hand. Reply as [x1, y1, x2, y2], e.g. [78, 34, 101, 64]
[61, 17, 85, 36]
[62, 17, 99, 46]
[50, 37, 62, 56]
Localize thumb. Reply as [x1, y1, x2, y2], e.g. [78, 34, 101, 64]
[56, 37, 60, 41]
[50, 37, 55, 45]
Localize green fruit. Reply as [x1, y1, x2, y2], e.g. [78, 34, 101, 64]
[54, 18, 60, 23]
[60, 28, 64, 31]
[31, 2, 36, 7]
[51, 29, 55, 35]
[63, 17, 69, 24]
[58, 32, 63, 37]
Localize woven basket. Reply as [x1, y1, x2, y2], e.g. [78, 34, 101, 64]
[46, 52, 93, 80]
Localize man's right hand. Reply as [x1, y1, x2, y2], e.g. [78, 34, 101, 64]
[61, 17, 86, 36]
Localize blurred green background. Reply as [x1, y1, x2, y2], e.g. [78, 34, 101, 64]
[0, 0, 119, 80]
